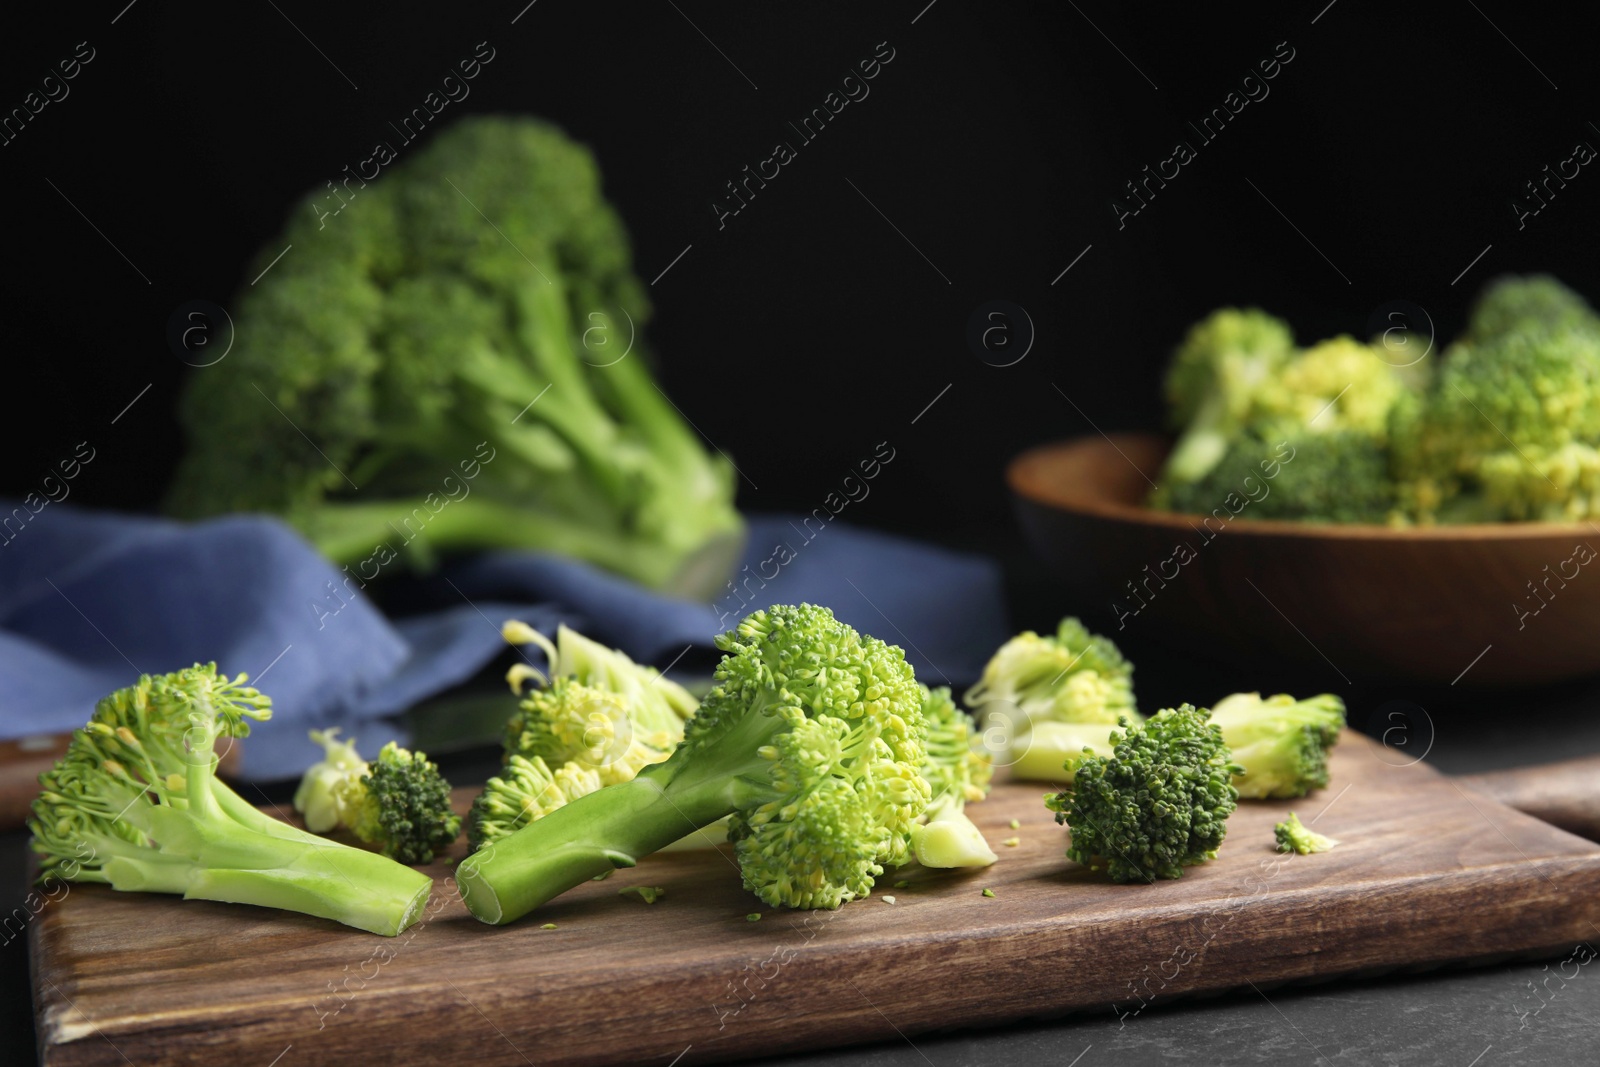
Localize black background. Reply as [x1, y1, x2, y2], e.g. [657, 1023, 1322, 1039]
[2, 1, 1598, 683]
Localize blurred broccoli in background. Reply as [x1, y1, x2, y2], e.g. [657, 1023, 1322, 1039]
[166, 116, 743, 596]
[964, 616, 1137, 731]
[1151, 275, 1600, 526]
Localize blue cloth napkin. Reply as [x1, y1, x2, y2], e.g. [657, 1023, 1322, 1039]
[0, 504, 1008, 779]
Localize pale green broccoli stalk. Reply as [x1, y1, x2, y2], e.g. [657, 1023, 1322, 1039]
[293, 731, 461, 865]
[910, 686, 996, 869]
[1208, 692, 1345, 799]
[32, 667, 433, 935]
[165, 116, 743, 596]
[1275, 812, 1339, 854]
[1158, 308, 1296, 489]
[466, 621, 698, 849]
[456, 605, 929, 924]
[1010, 720, 1118, 783]
[1045, 707, 1240, 883]
[964, 617, 1138, 734]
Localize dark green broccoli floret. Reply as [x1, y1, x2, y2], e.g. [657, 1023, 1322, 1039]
[166, 116, 742, 596]
[33, 668, 433, 935]
[455, 604, 929, 925]
[1045, 706, 1240, 883]
[294, 732, 461, 864]
[1274, 811, 1339, 854]
[1162, 427, 1396, 523]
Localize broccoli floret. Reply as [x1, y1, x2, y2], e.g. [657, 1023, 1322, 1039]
[1161, 426, 1396, 523]
[1207, 692, 1345, 799]
[1255, 337, 1408, 438]
[31, 667, 433, 935]
[455, 604, 929, 923]
[964, 617, 1137, 733]
[1396, 278, 1600, 522]
[467, 622, 697, 849]
[1045, 707, 1239, 883]
[1159, 309, 1297, 487]
[1274, 811, 1339, 854]
[165, 116, 742, 596]
[910, 685, 996, 869]
[293, 731, 460, 864]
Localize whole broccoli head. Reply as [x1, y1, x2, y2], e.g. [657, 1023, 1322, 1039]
[33, 667, 433, 935]
[1160, 308, 1296, 486]
[293, 731, 461, 864]
[1045, 706, 1240, 883]
[456, 604, 929, 924]
[166, 116, 742, 595]
[964, 617, 1137, 733]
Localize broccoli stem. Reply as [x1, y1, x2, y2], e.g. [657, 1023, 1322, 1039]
[456, 771, 725, 924]
[1163, 390, 1233, 486]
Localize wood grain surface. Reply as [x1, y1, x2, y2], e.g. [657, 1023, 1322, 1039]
[30, 733, 1600, 1066]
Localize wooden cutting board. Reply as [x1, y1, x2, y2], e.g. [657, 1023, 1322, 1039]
[30, 733, 1600, 1066]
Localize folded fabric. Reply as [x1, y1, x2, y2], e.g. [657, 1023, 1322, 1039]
[0, 504, 1008, 780]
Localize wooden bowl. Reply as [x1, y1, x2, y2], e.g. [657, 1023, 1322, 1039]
[1008, 434, 1600, 687]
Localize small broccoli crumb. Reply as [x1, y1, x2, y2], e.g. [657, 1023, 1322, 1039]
[882, 895, 897, 904]
[540, 923, 558, 930]
[1009, 819, 1021, 830]
[1002, 836, 1021, 847]
[591, 869, 615, 882]
[1274, 811, 1339, 854]
[981, 888, 996, 898]
[443, 856, 457, 865]
[746, 913, 762, 922]
[893, 880, 911, 889]
[619, 885, 665, 904]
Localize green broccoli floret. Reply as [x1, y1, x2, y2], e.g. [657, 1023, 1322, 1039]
[32, 667, 433, 935]
[1161, 426, 1396, 523]
[910, 685, 996, 869]
[1396, 277, 1600, 522]
[1255, 337, 1408, 438]
[466, 621, 698, 849]
[1158, 308, 1296, 488]
[165, 116, 743, 596]
[1207, 692, 1345, 799]
[455, 604, 930, 924]
[1045, 707, 1240, 883]
[1274, 811, 1339, 854]
[293, 731, 461, 864]
[964, 617, 1137, 732]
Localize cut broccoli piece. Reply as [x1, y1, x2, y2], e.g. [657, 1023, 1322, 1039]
[455, 605, 929, 924]
[32, 667, 433, 935]
[1208, 692, 1345, 799]
[965, 617, 1137, 733]
[619, 885, 665, 903]
[910, 685, 996, 869]
[166, 116, 743, 595]
[468, 622, 697, 849]
[1045, 707, 1240, 883]
[1010, 720, 1118, 783]
[293, 731, 461, 864]
[1275, 811, 1339, 854]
